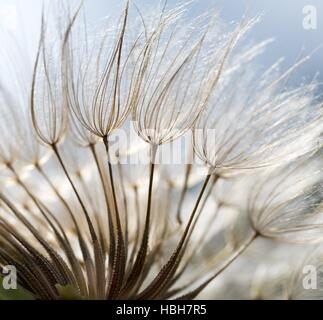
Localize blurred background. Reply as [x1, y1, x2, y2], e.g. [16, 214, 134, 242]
[0, 0, 322, 300]
[0, 0, 322, 85]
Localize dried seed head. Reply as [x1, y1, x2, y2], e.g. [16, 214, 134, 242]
[30, 8, 72, 146]
[0, 0, 321, 301]
[248, 155, 323, 242]
[64, 3, 139, 139]
[132, 8, 255, 146]
[193, 48, 322, 175]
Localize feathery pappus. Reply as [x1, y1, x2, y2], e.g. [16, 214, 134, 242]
[0, 0, 322, 300]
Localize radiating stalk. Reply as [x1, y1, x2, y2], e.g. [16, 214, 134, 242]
[177, 232, 259, 299]
[176, 164, 192, 224]
[35, 163, 89, 297]
[51, 144, 105, 298]
[137, 172, 212, 299]
[164, 174, 220, 292]
[103, 136, 126, 298]
[119, 143, 158, 297]
[89, 143, 117, 294]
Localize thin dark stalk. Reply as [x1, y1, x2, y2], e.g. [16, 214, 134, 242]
[177, 232, 259, 299]
[120, 144, 158, 297]
[180, 174, 219, 257]
[117, 160, 129, 260]
[176, 164, 192, 224]
[75, 171, 107, 251]
[102, 136, 126, 298]
[51, 144, 105, 298]
[137, 173, 212, 299]
[0, 184, 75, 289]
[164, 174, 220, 292]
[102, 137, 122, 231]
[52, 146, 94, 235]
[35, 163, 89, 296]
[89, 143, 116, 289]
[126, 185, 141, 272]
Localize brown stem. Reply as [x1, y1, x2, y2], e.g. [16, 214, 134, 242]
[177, 232, 259, 299]
[51, 144, 105, 298]
[119, 144, 158, 297]
[137, 173, 212, 300]
[176, 164, 192, 224]
[35, 163, 89, 297]
[90, 144, 115, 261]
[164, 174, 220, 293]
[102, 136, 126, 298]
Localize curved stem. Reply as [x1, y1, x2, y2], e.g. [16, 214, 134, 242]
[137, 172, 212, 300]
[166, 174, 220, 291]
[177, 231, 259, 299]
[35, 163, 89, 297]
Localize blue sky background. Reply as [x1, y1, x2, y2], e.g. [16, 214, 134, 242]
[0, 0, 322, 85]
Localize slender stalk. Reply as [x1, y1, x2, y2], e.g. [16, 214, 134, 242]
[117, 160, 129, 259]
[126, 185, 141, 272]
[166, 174, 220, 291]
[176, 164, 192, 224]
[35, 163, 89, 297]
[89, 143, 117, 297]
[0, 170, 76, 288]
[177, 232, 259, 299]
[143, 144, 158, 240]
[181, 174, 220, 254]
[102, 137, 122, 229]
[102, 136, 126, 298]
[52, 145, 96, 238]
[137, 172, 212, 299]
[119, 144, 158, 297]
[75, 171, 107, 251]
[7, 163, 75, 254]
[89, 144, 115, 253]
[51, 144, 105, 298]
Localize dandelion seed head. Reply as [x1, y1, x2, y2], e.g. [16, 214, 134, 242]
[0, 0, 321, 300]
[248, 155, 323, 242]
